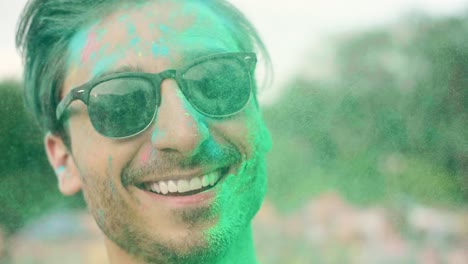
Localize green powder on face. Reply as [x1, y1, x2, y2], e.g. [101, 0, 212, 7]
[55, 166, 65, 174]
[96, 209, 106, 227]
[68, 29, 90, 65]
[201, 110, 270, 263]
[151, 129, 166, 143]
[159, 24, 170, 33]
[118, 14, 129, 22]
[96, 28, 108, 39]
[91, 53, 122, 76]
[151, 42, 170, 58]
[68, 21, 103, 66]
[127, 23, 137, 35]
[106, 156, 113, 190]
[130, 37, 141, 47]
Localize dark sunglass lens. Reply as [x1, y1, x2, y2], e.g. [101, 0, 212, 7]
[88, 78, 156, 138]
[181, 57, 252, 116]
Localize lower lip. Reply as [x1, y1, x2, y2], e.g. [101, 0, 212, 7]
[143, 188, 217, 207]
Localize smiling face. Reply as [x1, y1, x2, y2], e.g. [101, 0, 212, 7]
[46, 1, 271, 263]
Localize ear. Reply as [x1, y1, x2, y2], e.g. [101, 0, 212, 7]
[44, 132, 82, 195]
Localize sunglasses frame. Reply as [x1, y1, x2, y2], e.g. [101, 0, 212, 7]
[56, 52, 257, 139]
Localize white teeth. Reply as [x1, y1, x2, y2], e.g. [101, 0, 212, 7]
[209, 172, 216, 186]
[177, 179, 190, 193]
[159, 181, 168, 195]
[152, 183, 161, 193]
[190, 177, 202, 191]
[168, 180, 178, 193]
[201, 175, 210, 187]
[145, 170, 224, 195]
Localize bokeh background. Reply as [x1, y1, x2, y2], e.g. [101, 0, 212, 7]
[1, 0, 467, 263]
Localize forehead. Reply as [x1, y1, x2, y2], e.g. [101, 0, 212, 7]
[64, 1, 239, 89]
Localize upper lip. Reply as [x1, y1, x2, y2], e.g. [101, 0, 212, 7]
[134, 166, 228, 185]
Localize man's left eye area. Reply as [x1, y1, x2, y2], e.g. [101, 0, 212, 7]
[199, 79, 223, 99]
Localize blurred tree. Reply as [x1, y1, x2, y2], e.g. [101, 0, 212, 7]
[402, 14, 468, 196]
[264, 13, 467, 210]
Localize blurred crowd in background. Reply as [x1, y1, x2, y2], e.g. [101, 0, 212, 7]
[3, 192, 468, 263]
[1, 10, 467, 264]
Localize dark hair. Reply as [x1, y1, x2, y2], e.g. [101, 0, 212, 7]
[16, 0, 272, 138]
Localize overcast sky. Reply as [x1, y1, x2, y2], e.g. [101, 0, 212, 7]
[1, 0, 466, 98]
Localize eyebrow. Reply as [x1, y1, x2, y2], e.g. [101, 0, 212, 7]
[92, 65, 146, 80]
[182, 48, 230, 61]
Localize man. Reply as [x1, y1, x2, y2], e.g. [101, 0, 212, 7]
[16, 0, 272, 263]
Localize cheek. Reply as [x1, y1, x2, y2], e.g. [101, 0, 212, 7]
[243, 102, 272, 152]
[68, 110, 102, 152]
[213, 113, 270, 158]
[243, 103, 272, 150]
[213, 119, 248, 147]
[248, 118, 272, 155]
[67, 117, 125, 180]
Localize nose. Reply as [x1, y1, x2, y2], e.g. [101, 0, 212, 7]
[150, 79, 210, 155]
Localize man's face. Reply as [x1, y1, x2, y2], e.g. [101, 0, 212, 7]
[58, 1, 271, 263]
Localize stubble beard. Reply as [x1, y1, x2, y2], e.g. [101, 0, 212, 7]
[79, 135, 268, 263]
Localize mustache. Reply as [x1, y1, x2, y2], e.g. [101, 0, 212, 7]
[121, 140, 242, 186]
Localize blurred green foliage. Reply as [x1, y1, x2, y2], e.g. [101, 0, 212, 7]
[0, 13, 466, 234]
[265, 13, 467, 211]
[0, 81, 84, 235]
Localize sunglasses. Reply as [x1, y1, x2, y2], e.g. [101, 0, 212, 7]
[56, 52, 257, 139]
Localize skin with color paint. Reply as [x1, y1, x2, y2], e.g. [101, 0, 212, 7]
[45, 1, 271, 263]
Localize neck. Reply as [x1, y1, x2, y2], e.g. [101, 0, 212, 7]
[105, 224, 258, 264]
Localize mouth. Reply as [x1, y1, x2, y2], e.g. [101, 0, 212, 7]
[136, 167, 230, 197]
